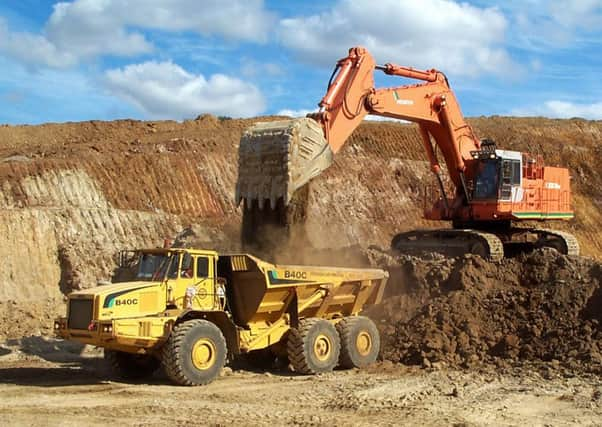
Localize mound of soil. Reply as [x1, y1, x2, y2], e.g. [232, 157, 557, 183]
[365, 249, 602, 373]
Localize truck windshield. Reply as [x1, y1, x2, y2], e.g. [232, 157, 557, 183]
[136, 253, 169, 281]
[473, 159, 499, 200]
[150, 254, 176, 281]
[167, 253, 181, 279]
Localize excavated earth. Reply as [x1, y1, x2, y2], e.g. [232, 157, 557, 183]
[364, 248, 602, 375]
[0, 115, 601, 425]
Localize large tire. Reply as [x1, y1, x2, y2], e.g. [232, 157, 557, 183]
[104, 350, 161, 380]
[287, 318, 340, 375]
[162, 319, 227, 386]
[336, 316, 380, 369]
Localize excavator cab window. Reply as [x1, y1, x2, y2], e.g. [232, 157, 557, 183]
[473, 159, 500, 200]
[499, 159, 521, 201]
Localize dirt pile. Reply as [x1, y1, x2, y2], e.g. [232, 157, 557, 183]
[365, 248, 602, 373]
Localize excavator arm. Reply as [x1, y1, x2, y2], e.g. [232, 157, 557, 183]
[236, 46, 481, 212]
[316, 47, 481, 188]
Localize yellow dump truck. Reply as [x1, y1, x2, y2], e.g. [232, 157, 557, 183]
[55, 247, 388, 385]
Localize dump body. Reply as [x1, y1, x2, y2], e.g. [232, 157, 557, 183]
[220, 254, 387, 351]
[55, 248, 388, 355]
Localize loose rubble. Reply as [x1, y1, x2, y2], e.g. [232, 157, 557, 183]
[364, 248, 602, 373]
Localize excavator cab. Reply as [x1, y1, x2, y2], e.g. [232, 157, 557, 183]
[470, 140, 522, 203]
[473, 159, 499, 200]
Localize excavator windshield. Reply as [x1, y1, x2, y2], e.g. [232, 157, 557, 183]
[473, 159, 500, 200]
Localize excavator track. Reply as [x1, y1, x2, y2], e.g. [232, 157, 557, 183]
[391, 228, 504, 261]
[531, 228, 580, 256]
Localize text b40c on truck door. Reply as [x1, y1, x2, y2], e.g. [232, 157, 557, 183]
[115, 298, 138, 306]
[284, 271, 307, 279]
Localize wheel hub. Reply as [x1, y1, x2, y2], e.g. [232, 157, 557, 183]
[356, 331, 372, 356]
[191, 338, 216, 370]
[313, 334, 332, 361]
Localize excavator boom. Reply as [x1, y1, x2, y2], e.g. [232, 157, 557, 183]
[236, 46, 480, 209]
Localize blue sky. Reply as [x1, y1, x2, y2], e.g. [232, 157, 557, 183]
[0, 0, 601, 124]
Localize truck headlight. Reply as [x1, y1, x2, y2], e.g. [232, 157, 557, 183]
[102, 324, 113, 333]
[54, 319, 66, 331]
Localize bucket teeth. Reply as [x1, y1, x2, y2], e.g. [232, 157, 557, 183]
[236, 118, 333, 208]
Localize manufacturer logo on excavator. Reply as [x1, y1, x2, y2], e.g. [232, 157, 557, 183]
[545, 182, 561, 190]
[393, 91, 414, 105]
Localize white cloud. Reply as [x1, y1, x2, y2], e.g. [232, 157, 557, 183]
[277, 0, 514, 77]
[509, 0, 602, 48]
[363, 116, 408, 123]
[104, 61, 266, 119]
[548, 0, 602, 31]
[0, 0, 274, 68]
[276, 108, 316, 117]
[45, 0, 154, 60]
[0, 18, 77, 68]
[511, 100, 602, 119]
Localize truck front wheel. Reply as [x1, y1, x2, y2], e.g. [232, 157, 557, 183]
[104, 350, 160, 380]
[162, 319, 227, 386]
[336, 316, 380, 368]
[288, 318, 340, 374]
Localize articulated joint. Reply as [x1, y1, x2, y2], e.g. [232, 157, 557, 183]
[432, 94, 447, 112]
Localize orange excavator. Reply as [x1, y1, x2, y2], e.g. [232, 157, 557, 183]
[236, 47, 579, 260]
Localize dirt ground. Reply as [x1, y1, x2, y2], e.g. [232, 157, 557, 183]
[0, 340, 600, 427]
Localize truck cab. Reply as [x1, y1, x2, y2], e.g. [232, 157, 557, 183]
[55, 248, 224, 349]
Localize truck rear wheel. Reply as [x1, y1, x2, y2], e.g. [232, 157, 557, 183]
[288, 318, 340, 374]
[104, 350, 160, 380]
[336, 316, 380, 369]
[162, 319, 227, 386]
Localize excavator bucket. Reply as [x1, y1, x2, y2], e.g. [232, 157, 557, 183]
[235, 118, 333, 209]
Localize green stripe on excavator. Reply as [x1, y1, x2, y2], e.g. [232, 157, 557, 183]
[512, 212, 574, 219]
